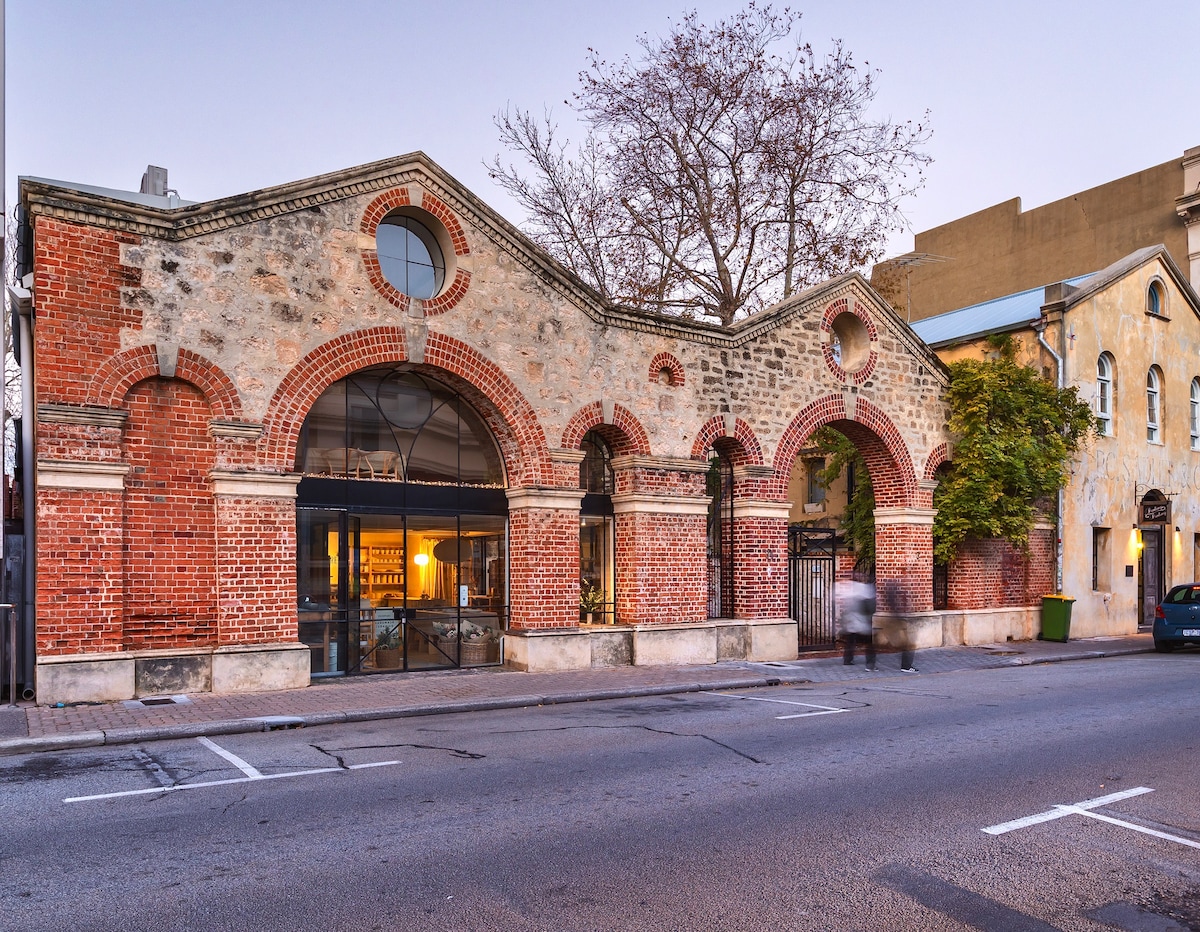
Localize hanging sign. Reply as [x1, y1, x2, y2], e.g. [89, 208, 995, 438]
[1139, 500, 1172, 524]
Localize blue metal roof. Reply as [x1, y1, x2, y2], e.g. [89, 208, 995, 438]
[911, 273, 1095, 346]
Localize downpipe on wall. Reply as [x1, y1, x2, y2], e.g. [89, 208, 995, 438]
[1034, 317, 1065, 595]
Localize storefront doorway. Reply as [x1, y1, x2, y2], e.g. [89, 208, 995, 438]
[294, 366, 508, 675]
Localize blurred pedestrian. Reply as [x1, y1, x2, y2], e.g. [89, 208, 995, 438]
[837, 576, 876, 670]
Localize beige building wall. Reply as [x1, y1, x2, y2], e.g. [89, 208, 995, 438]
[873, 149, 1194, 322]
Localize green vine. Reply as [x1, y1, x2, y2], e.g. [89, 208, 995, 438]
[805, 343, 1095, 569]
[932, 346, 1097, 563]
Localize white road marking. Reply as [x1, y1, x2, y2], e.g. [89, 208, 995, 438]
[1053, 805, 1200, 850]
[197, 736, 264, 778]
[982, 786, 1154, 835]
[717, 692, 852, 719]
[63, 743, 400, 801]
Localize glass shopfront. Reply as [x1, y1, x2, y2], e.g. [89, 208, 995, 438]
[295, 367, 508, 675]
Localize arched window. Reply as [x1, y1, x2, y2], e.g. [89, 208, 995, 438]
[1190, 378, 1200, 451]
[1147, 367, 1162, 443]
[294, 368, 509, 675]
[1147, 280, 1166, 317]
[1096, 353, 1114, 436]
[297, 367, 504, 487]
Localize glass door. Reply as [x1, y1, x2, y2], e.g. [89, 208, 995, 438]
[297, 509, 347, 676]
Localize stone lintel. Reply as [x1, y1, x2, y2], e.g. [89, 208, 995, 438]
[210, 470, 301, 498]
[38, 460, 130, 491]
[873, 506, 937, 525]
[610, 493, 710, 516]
[506, 487, 586, 511]
[735, 500, 793, 520]
[208, 420, 265, 441]
[733, 463, 776, 482]
[609, 454, 710, 473]
[37, 403, 128, 429]
[549, 448, 587, 465]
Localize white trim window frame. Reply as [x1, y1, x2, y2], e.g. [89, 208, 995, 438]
[1096, 354, 1113, 436]
[1191, 378, 1200, 451]
[1147, 367, 1162, 444]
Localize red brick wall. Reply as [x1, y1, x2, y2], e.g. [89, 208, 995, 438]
[215, 495, 298, 644]
[731, 516, 789, 617]
[508, 506, 580, 629]
[947, 529, 1055, 609]
[121, 378, 218, 650]
[615, 513, 708, 625]
[875, 523, 934, 612]
[33, 217, 140, 405]
[35, 487, 125, 655]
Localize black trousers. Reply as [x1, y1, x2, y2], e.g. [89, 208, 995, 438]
[842, 631, 875, 667]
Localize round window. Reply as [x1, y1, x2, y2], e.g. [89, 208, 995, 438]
[828, 312, 871, 373]
[375, 214, 446, 300]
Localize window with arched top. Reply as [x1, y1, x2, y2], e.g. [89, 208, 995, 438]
[1147, 367, 1163, 443]
[1147, 279, 1166, 317]
[1191, 378, 1200, 451]
[1096, 353, 1114, 436]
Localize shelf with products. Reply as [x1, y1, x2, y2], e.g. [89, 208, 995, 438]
[362, 545, 405, 602]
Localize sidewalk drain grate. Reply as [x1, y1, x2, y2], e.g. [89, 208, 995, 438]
[122, 695, 193, 709]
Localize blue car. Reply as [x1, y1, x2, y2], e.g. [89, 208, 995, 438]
[1153, 584, 1200, 651]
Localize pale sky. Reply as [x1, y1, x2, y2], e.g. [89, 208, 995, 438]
[7, 0, 1198, 261]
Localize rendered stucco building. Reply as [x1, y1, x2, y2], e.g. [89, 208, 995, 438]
[912, 245, 1200, 635]
[17, 154, 956, 704]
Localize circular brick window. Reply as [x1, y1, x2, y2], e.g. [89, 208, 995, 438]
[828, 311, 871, 373]
[376, 212, 447, 300]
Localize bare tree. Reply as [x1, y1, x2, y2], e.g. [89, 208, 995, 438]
[490, 5, 931, 325]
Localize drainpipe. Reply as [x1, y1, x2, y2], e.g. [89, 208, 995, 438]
[1033, 316, 1064, 594]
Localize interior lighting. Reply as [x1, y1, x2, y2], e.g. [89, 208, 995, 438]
[414, 553, 429, 566]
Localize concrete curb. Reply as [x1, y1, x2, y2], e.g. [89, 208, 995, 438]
[0, 642, 1154, 757]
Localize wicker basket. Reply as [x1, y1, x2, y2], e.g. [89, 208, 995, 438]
[460, 640, 489, 664]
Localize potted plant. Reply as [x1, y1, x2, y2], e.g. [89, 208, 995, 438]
[373, 625, 401, 669]
[580, 579, 604, 624]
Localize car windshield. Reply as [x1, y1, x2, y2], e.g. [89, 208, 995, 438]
[1165, 586, 1200, 604]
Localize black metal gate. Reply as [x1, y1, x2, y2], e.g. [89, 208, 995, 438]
[706, 454, 734, 618]
[789, 526, 837, 650]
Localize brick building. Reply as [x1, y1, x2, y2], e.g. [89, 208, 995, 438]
[18, 153, 954, 704]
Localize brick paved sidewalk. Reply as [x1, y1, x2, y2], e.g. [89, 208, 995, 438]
[0, 633, 1155, 756]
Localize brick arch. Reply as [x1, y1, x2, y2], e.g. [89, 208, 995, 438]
[924, 442, 952, 481]
[773, 394, 920, 508]
[260, 327, 553, 485]
[561, 402, 652, 456]
[359, 187, 472, 317]
[648, 352, 685, 388]
[89, 345, 244, 421]
[689, 416, 765, 468]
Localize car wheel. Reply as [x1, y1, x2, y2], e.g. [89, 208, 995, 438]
[1154, 639, 1175, 652]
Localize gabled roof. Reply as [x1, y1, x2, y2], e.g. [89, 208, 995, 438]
[911, 244, 1200, 348]
[17, 152, 942, 369]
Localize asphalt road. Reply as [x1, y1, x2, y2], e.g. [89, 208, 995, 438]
[1, 654, 1197, 931]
